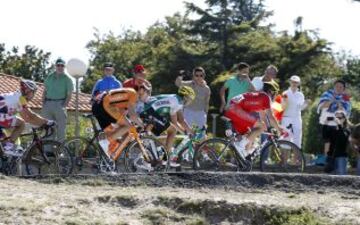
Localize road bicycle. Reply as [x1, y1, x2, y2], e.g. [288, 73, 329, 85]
[193, 116, 305, 173]
[169, 126, 206, 171]
[62, 114, 107, 174]
[0, 124, 72, 176]
[63, 114, 168, 174]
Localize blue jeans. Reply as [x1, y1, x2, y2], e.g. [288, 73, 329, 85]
[357, 156, 360, 176]
[335, 157, 347, 175]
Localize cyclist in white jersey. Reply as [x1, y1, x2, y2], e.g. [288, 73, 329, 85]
[0, 79, 55, 156]
[139, 86, 195, 157]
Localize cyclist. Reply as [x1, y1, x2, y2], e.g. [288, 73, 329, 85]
[224, 81, 283, 158]
[139, 86, 195, 163]
[0, 79, 55, 156]
[91, 87, 144, 159]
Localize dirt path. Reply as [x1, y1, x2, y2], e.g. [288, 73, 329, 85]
[0, 172, 360, 225]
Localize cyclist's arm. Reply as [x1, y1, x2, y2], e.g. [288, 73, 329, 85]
[176, 110, 192, 134]
[170, 112, 186, 134]
[265, 108, 281, 133]
[219, 85, 228, 112]
[128, 105, 144, 128]
[20, 107, 47, 126]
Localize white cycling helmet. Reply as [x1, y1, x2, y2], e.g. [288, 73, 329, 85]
[20, 79, 38, 92]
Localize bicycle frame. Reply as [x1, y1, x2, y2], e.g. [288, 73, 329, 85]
[107, 126, 151, 162]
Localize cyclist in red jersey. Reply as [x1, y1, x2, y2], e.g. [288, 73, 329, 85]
[224, 81, 283, 158]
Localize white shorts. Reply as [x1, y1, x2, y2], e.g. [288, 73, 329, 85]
[183, 108, 207, 129]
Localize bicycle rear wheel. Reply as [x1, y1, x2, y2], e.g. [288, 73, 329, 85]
[24, 140, 72, 175]
[63, 137, 102, 174]
[193, 138, 242, 171]
[260, 140, 305, 173]
[124, 137, 169, 173]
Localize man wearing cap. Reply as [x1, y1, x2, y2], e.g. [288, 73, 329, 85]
[42, 58, 74, 142]
[91, 62, 122, 99]
[280, 75, 310, 148]
[123, 64, 151, 91]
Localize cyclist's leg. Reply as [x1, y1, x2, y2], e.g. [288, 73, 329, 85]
[165, 125, 177, 153]
[3, 116, 25, 142]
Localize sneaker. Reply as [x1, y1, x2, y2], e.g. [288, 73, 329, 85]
[134, 157, 153, 172]
[169, 157, 180, 168]
[2, 142, 23, 157]
[233, 138, 249, 159]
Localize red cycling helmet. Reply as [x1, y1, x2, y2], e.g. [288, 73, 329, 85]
[134, 64, 145, 73]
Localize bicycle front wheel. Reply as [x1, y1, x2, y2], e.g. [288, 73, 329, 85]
[124, 137, 168, 173]
[24, 140, 72, 176]
[193, 138, 241, 171]
[260, 140, 305, 173]
[63, 137, 102, 174]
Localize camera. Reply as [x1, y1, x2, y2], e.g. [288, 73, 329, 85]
[327, 117, 334, 121]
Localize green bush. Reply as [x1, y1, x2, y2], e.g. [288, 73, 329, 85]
[66, 114, 94, 139]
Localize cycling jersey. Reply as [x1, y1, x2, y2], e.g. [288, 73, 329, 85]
[140, 94, 183, 135]
[91, 75, 122, 98]
[144, 94, 183, 116]
[225, 92, 271, 134]
[92, 88, 137, 129]
[123, 78, 150, 91]
[0, 91, 27, 128]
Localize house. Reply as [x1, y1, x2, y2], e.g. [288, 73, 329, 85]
[0, 73, 91, 112]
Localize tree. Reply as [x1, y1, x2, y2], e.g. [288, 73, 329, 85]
[185, 0, 271, 70]
[0, 44, 52, 81]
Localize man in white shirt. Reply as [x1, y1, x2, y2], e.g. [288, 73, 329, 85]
[281, 75, 309, 148]
[252, 65, 279, 91]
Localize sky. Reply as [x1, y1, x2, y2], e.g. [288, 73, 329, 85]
[1, 0, 360, 65]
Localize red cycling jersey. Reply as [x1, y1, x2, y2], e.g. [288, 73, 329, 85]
[229, 92, 271, 112]
[225, 92, 271, 134]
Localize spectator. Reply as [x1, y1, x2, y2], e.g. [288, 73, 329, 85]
[317, 80, 351, 165]
[281, 75, 310, 148]
[329, 110, 351, 175]
[252, 65, 279, 91]
[251, 65, 279, 144]
[175, 67, 211, 129]
[220, 62, 255, 113]
[123, 64, 151, 91]
[91, 62, 122, 99]
[349, 123, 360, 175]
[42, 58, 73, 142]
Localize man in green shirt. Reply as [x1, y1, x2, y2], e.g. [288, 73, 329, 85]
[219, 62, 255, 113]
[42, 58, 73, 142]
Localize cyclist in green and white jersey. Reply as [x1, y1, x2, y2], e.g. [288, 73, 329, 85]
[138, 85, 196, 157]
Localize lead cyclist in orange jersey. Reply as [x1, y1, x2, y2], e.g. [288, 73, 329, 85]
[91, 88, 144, 159]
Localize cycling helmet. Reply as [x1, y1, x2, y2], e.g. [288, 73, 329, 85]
[20, 79, 38, 93]
[263, 80, 279, 95]
[178, 86, 196, 101]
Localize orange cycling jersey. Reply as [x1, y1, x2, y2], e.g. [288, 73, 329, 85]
[102, 88, 137, 123]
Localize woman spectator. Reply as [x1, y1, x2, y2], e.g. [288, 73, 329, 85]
[328, 110, 351, 175]
[280, 75, 310, 149]
[175, 67, 211, 130]
[317, 80, 351, 165]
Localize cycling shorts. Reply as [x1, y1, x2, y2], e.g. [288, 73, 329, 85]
[0, 114, 17, 129]
[140, 108, 170, 136]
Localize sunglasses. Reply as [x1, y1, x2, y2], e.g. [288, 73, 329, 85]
[194, 74, 204, 78]
[56, 64, 65, 67]
[336, 116, 345, 119]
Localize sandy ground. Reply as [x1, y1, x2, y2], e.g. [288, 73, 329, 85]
[0, 172, 360, 225]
